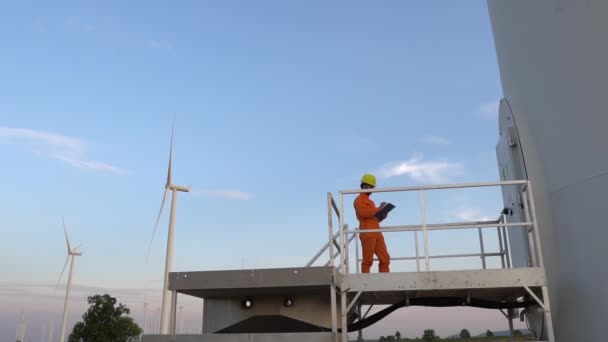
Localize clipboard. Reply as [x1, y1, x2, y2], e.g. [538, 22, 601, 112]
[375, 203, 395, 220]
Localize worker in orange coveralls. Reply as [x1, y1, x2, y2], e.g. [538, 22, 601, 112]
[354, 173, 390, 273]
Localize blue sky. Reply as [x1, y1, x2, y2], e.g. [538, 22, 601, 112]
[0, 1, 522, 340]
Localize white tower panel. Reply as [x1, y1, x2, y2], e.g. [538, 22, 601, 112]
[488, 1, 608, 340]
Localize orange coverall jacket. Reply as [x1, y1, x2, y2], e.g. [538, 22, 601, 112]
[354, 193, 390, 273]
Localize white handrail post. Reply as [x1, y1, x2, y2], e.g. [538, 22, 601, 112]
[414, 230, 420, 272]
[420, 190, 430, 271]
[345, 226, 350, 274]
[327, 193, 335, 268]
[338, 192, 348, 342]
[340, 288, 348, 342]
[502, 214, 512, 269]
[526, 181, 546, 268]
[339, 193, 346, 274]
[497, 223, 505, 269]
[520, 186, 538, 267]
[327, 193, 338, 335]
[330, 284, 338, 336]
[478, 227, 487, 269]
[355, 229, 360, 274]
[542, 286, 556, 341]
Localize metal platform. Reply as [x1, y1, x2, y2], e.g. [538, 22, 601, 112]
[142, 180, 556, 342]
[342, 268, 546, 305]
[142, 267, 342, 342]
[170, 267, 335, 298]
[142, 265, 549, 342]
[327, 181, 555, 341]
[142, 332, 337, 342]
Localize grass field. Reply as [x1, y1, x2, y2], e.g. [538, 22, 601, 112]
[440, 337, 535, 341]
[363, 337, 536, 342]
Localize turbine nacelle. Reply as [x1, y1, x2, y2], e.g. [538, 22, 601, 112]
[70, 249, 84, 256]
[168, 184, 191, 192]
[57, 217, 83, 288]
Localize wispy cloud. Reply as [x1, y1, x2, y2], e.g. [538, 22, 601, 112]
[193, 189, 255, 201]
[479, 98, 501, 119]
[0, 127, 126, 175]
[375, 154, 464, 183]
[80, 23, 95, 33]
[37, 20, 48, 34]
[0, 282, 157, 300]
[147, 39, 175, 53]
[66, 18, 95, 33]
[420, 135, 450, 147]
[57, 157, 127, 174]
[456, 209, 492, 222]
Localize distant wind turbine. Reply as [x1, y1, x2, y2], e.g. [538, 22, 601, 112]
[146, 119, 190, 334]
[57, 217, 83, 342]
[142, 298, 149, 335]
[155, 306, 161, 334]
[48, 320, 54, 342]
[16, 309, 25, 342]
[19, 321, 27, 342]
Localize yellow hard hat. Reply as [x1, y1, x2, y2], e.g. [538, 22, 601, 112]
[361, 173, 376, 187]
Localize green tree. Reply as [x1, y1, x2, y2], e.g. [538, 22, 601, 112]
[422, 329, 436, 341]
[387, 336, 395, 341]
[395, 331, 402, 340]
[513, 329, 523, 336]
[486, 329, 494, 337]
[68, 294, 142, 342]
[379, 336, 386, 341]
[459, 329, 471, 338]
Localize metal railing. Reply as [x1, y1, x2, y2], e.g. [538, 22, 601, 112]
[306, 193, 357, 268]
[330, 180, 544, 275]
[348, 215, 512, 272]
[304, 179, 548, 340]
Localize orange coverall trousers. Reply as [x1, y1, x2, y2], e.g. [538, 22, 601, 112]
[354, 193, 390, 273]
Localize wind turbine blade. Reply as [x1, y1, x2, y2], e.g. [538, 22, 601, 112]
[167, 118, 175, 187]
[62, 216, 71, 253]
[147, 188, 170, 261]
[56, 255, 70, 288]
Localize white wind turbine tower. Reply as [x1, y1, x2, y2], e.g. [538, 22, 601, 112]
[16, 309, 25, 342]
[142, 297, 149, 335]
[48, 320, 54, 342]
[154, 307, 161, 334]
[19, 322, 27, 342]
[15, 310, 22, 341]
[57, 217, 83, 342]
[147, 120, 190, 334]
